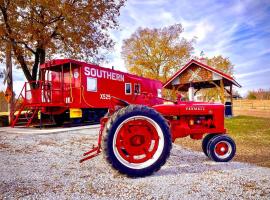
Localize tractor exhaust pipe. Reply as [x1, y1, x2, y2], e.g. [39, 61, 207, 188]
[188, 83, 194, 101]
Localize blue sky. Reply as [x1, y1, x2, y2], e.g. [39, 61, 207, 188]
[104, 0, 270, 95]
[1, 0, 270, 96]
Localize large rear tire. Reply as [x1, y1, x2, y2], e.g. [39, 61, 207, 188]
[103, 105, 172, 177]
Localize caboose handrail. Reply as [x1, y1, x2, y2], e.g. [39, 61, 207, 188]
[16, 81, 26, 101]
[12, 81, 27, 113]
[21, 80, 66, 105]
[10, 82, 27, 126]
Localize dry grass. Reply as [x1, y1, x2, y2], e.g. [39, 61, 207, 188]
[175, 116, 270, 168]
[233, 109, 270, 118]
[233, 100, 270, 118]
[234, 100, 270, 109]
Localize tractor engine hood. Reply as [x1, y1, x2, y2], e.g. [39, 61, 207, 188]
[153, 102, 225, 116]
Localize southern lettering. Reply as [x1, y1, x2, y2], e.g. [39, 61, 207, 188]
[84, 67, 124, 82]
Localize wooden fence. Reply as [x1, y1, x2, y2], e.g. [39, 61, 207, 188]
[233, 100, 270, 110]
[233, 100, 270, 118]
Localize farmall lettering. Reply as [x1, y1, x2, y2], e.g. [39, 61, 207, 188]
[186, 106, 205, 111]
[84, 67, 124, 82]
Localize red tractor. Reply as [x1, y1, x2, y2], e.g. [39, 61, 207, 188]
[81, 97, 236, 177]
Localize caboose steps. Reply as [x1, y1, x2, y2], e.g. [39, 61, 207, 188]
[11, 105, 39, 127]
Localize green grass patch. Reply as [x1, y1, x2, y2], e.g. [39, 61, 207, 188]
[176, 115, 270, 168]
[226, 116, 270, 145]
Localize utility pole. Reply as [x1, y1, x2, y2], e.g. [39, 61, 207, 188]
[5, 42, 13, 124]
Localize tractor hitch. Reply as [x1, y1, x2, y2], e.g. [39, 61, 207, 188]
[79, 117, 108, 163]
[79, 145, 101, 163]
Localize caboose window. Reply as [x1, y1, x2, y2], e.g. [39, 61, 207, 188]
[134, 84, 140, 95]
[125, 83, 131, 95]
[87, 77, 97, 92]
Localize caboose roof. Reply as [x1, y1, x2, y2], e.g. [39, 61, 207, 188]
[40, 58, 91, 69]
[40, 58, 162, 83]
[163, 59, 241, 91]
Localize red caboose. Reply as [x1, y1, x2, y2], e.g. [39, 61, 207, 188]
[11, 59, 162, 127]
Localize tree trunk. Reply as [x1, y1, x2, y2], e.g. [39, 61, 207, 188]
[6, 42, 13, 124]
[39, 48, 46, 65]
[12, 45, 33, 83]
[32, 52, 40, 82]
[37, 48, 46, 81]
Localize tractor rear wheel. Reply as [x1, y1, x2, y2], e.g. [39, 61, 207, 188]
[103, 105, 172, 177]
[207, 135, 236, 162]
[202, 134, 217, 157]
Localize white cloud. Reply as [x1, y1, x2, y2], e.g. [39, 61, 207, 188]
[105, 3, 179, 71]
[231, 1, 246, 15]
[190, 21, 214, 42]
[236, 68, 270, 79]
[13, 80, 26, 97]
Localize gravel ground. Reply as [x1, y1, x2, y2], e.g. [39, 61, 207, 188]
[0, 126, 270, 200]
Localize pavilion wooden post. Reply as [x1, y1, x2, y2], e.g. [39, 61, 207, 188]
[210, 81, 225, 103]
[220, 79, 225, 104]
[172, 86, 176, 100]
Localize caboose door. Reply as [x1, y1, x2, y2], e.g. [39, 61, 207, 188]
[63, 63, 81, 106]
[70, 64, 81, 106]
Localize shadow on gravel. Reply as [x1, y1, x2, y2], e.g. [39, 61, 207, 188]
[154, 146, 253, 177]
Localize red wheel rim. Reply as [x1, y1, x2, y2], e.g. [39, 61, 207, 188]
[113, 116, 164, 169]
[214, 141, 232, 158]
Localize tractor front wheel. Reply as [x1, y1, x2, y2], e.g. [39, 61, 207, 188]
[202, 134, 217, 157]
[103, 105, 172, 177]
[207, 135, 236, 162]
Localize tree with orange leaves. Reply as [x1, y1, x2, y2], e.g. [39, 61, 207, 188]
[206, 55, 234, 75]
[121, 24, 194, 82]
[0, 0, 125, 83]
[196, 55, 234, 102]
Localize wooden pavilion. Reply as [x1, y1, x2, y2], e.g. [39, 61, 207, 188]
[163, 59, 241, 106]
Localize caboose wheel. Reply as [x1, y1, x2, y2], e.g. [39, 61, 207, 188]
[53, 114, 64, 126]
[103, 105, 172, 177]
[72, 117, 84, 124]
[202, 134, 217, 157]
[207, 135, 236, 162]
